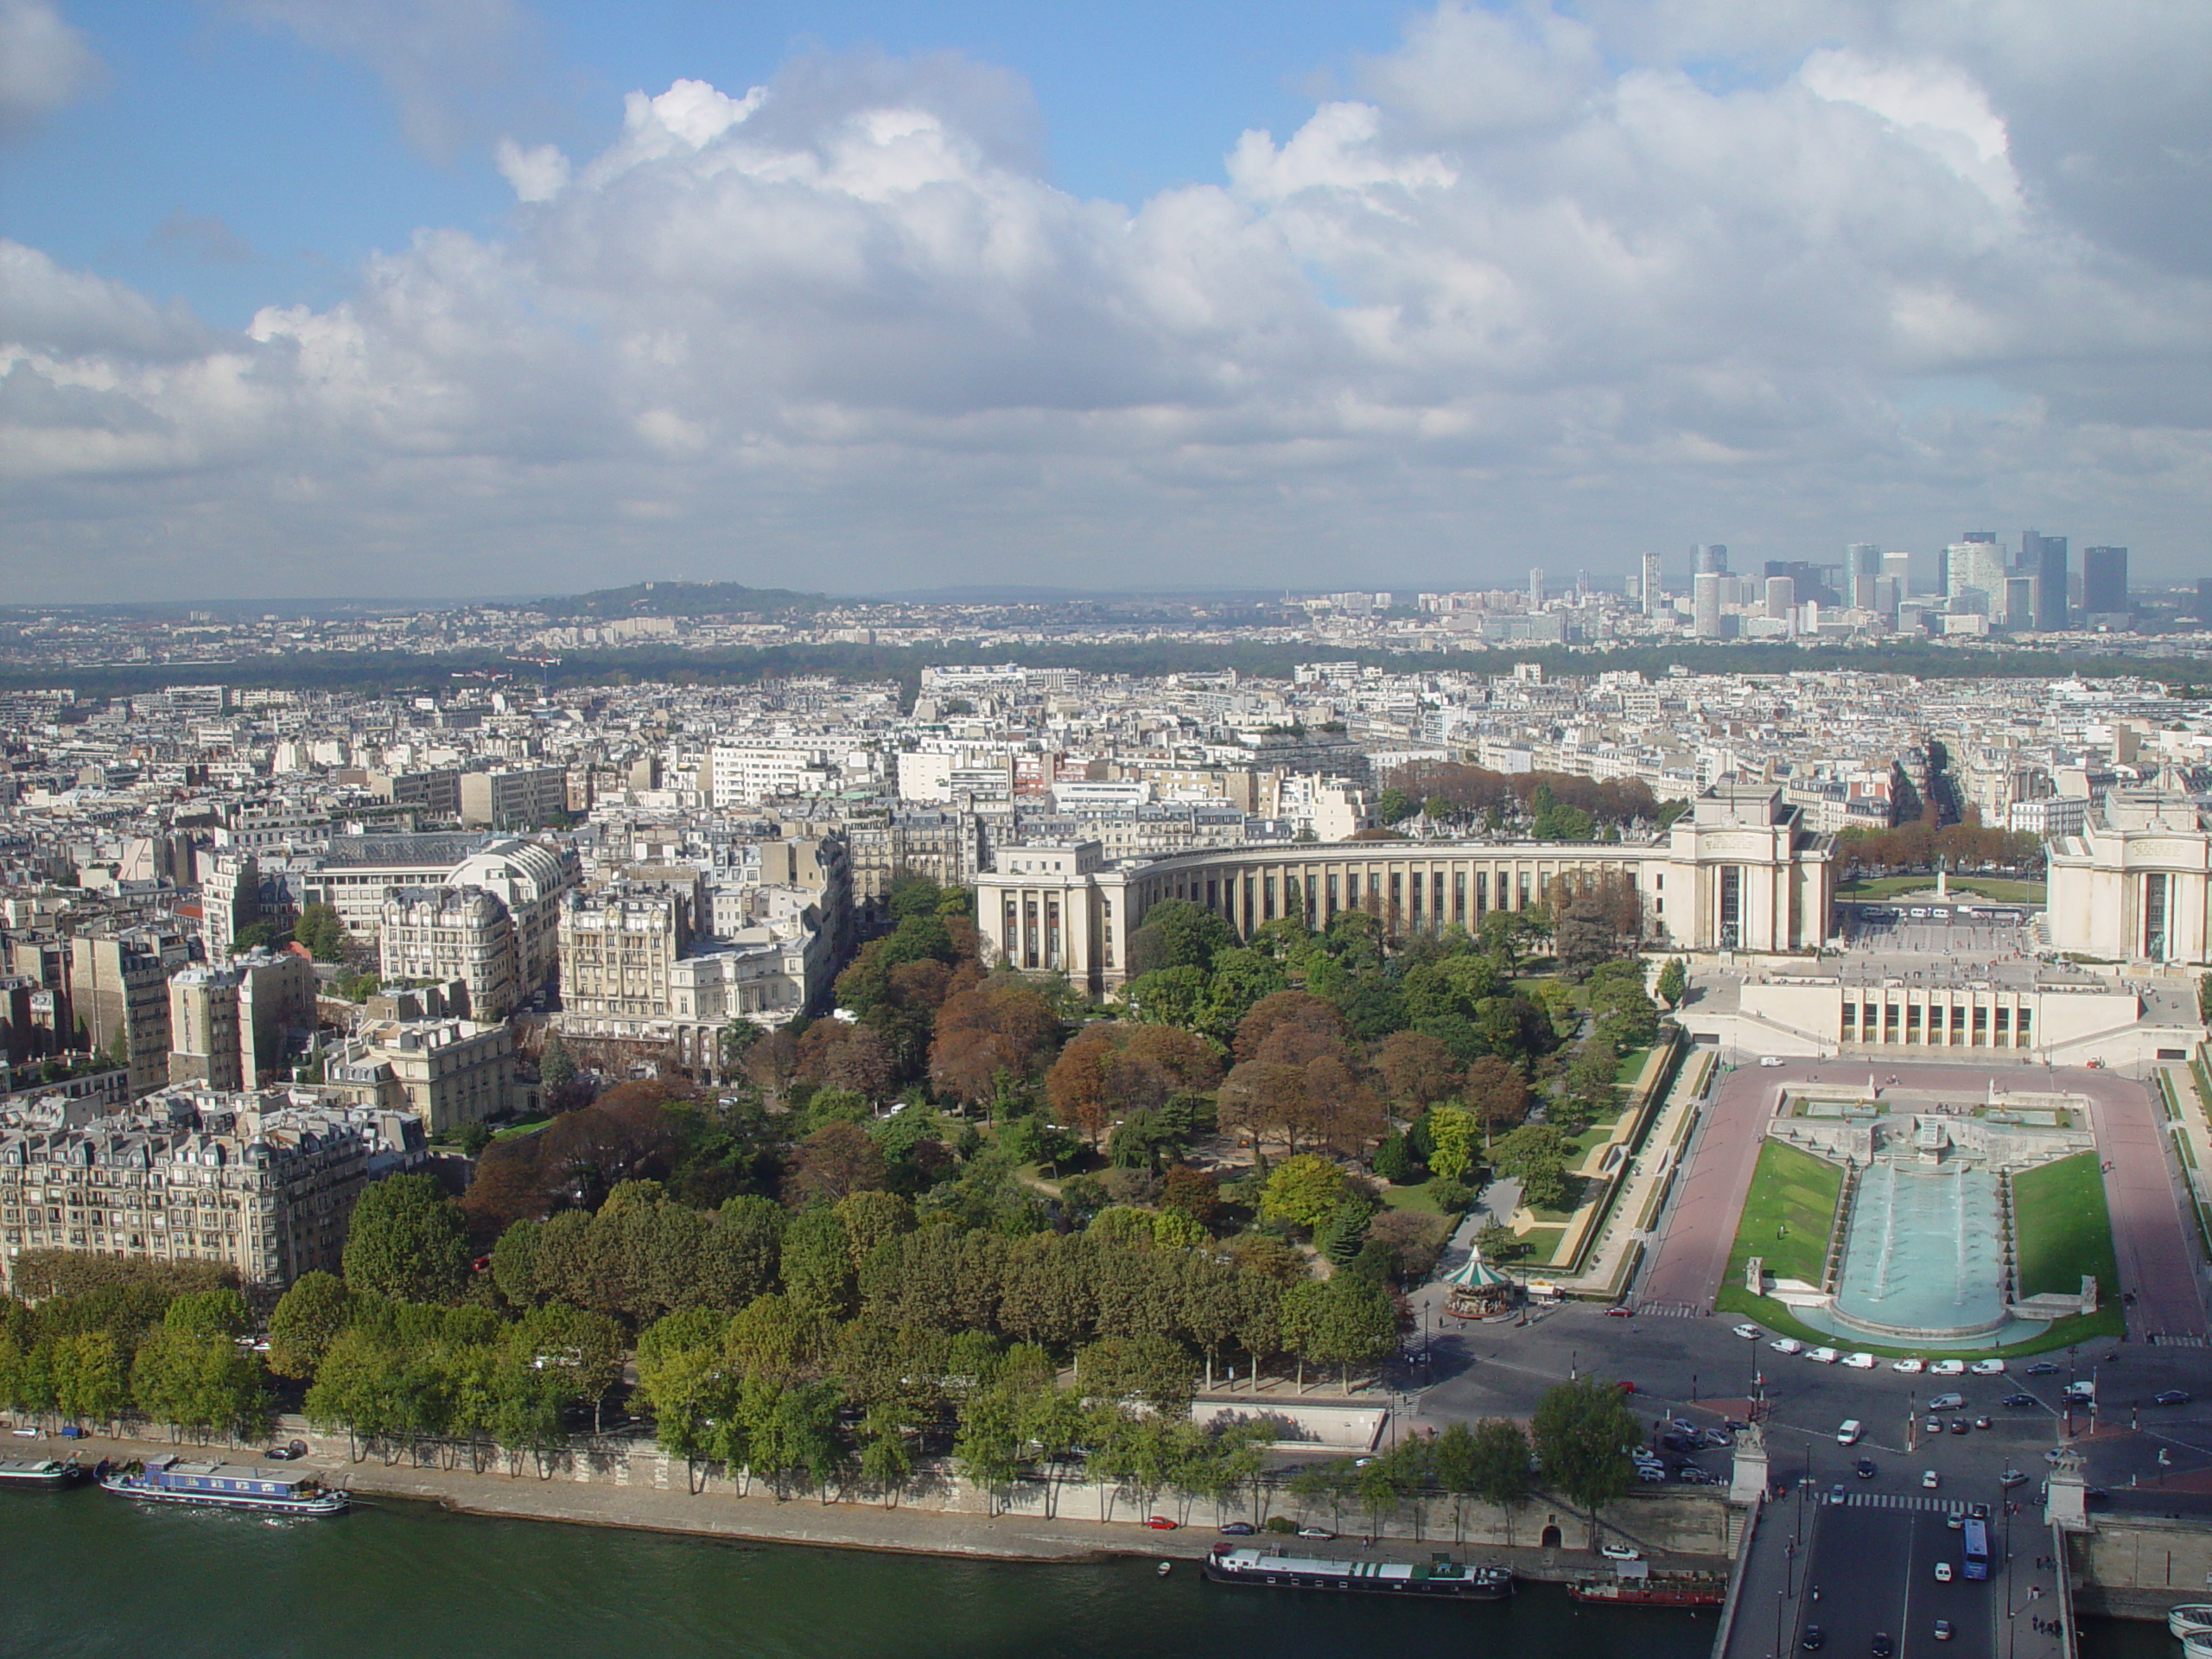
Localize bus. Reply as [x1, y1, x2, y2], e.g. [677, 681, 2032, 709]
[1961, 1516, 1991, 1582]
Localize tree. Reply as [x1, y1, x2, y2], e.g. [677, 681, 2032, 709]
[1258, 1154, 1348, 1231]
[1655, 957, 1688, 1010]
[1463, 1056, 1532, 1146]
[164, 1287, 249, 1338]
[1125, 899, 1232, 976]
[789, 1122, 888, 1205]
[855, 1402, 915, 1504]
[51, 1331, 126, 1429]
[293, 902, 350, 963]
[1424, 1105, 1478, 1183]
[538, 1029, 577, 1092]
[1530, 1376, 1641, 1548]
[267, 1271, 352, 1378]
[342, 1173, 471, 1304]
[1373, 1030, 1459, 1109]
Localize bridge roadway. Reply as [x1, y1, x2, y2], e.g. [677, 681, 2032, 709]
[1719, 1473, 2070, 1659]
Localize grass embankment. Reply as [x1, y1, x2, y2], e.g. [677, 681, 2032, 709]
[2012, 1152, 2120, 1300]
[1835, 874, 2046, 904]
[1722, 1140, 1842, 1290]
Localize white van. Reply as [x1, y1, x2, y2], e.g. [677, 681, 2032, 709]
[1837, 1420, 1864, 1446]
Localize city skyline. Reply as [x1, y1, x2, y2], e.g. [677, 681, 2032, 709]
[4, 1, 2210, 601]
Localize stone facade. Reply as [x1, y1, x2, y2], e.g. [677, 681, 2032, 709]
[2047, 789, 2212, 965]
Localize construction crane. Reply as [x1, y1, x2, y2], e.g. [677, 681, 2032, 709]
[507, 653, 562, 698]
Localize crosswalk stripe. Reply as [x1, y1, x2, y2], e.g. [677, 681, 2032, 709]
[1635, 1301, 1705, 1319]
[1838, 1494, 1966, 1513]
[2150, 1333, 2209, 1349]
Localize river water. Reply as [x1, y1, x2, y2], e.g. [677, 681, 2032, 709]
[0, 1488, 1727, 1659]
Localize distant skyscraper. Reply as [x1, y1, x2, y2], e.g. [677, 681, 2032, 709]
[2003, 575, 2038, 631]
[1693, 572, 1723, 637]
[2023, 531, 2069, 629]
[2197, 578, 2212, 626]
[1847, 543, 1881, 580]
[1946, 536, 2006, 614]
[1640, 552, 1664, 617]
[1764, 575, 1796, 619]
[2082, 546, 2129, 614]
[1881, 550, 1912, 595]
[1529, 567, 1544, 608]
[1694, 543, 1728, 575]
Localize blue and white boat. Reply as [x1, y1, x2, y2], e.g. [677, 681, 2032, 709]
[99, 1455, 348, 1516]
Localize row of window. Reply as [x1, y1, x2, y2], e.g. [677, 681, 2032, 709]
[1840, 1001, 2034, 1043]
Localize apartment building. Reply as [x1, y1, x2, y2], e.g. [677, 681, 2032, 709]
[378, 886, 520, 1020]
[322, 1017, 519, 1133]
[0, 1087, 423, 1290]
[67, 932, 175, 1096]
[459, 765, 569, 830]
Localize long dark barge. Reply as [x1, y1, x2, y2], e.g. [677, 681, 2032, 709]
[1202, 1544, 1512, 1599]
[0, 1456, 87, 1491]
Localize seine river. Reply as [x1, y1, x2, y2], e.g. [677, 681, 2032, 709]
[0, 1488, 1728, 1659]
[0, 1491, 2152, 1658]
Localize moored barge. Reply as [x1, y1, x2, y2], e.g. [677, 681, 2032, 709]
[1202, 1544, 1512, 1599]
[0, 1456, 86, 1491]
[1567, 1564, 1726, 1608]
[99, 1455, 348, 1516]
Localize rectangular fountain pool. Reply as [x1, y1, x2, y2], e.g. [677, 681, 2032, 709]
[1831, 1162, 2010, 1340]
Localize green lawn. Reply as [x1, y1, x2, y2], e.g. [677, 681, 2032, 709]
[1515, 1224, 1567, 1265]
[1724, 1140, 1844, 1290]
[1381, 1179, 1450, 1215]
[2013, 1152, 2121, 1300]
[1613, 1046, 1656, 1086]
[1836, 874, 2046, 904]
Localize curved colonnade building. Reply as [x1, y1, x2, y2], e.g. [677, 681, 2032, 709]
[976, 783, 1835, 995]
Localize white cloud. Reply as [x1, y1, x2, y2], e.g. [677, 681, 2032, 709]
[494, 137, 569, 203]
[4, 4, 2212, 598]
[0, 0, 100, 136]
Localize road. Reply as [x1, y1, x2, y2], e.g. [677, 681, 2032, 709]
[1633, 1056, 2209, 1339]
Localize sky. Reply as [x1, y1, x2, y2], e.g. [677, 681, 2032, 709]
[2, 0, 2209, 602]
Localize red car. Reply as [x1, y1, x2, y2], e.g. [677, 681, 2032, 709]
[1617, 1380, 1637, 1394]
[1605, 1306, 1635, 1319]
[1146, 1516, 1178, 1529]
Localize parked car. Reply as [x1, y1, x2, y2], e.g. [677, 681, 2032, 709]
[262, 1445, 302, 1461]
[1760, 1056, 1785, 1066]
[1929, 1359, 1967, 1376]
[1669, 1418, 1699, 1435]
[1891, 1357, 1926, 1375]
[1771, 1338, 1805, 1356]
[1605, 1305, 1635, 1318]
[1146, 1516, 1178, 1529]
[1808, 1346, 1840, 1364]
[1297, 1527, 1335, 1540]
[1842, 1352, 1876, 1370]
[1948, 1420, 1970, 1435]
[1929, 1393, 1966, 1411]
[1637, 1465, 1667, 1484]
[2026, 1362, 2061, 1376]
[1600, 1543, 1643, 1560]
[1969, 1358, 2007, 1376]
[1218, 1522, 1255, 1535]
[1734, 1323, 1764, 1340]
[2154, 1390, 2194, 1407]
[2000, 1470, 2027, 1488]
[1705, 1428, 1734, 1448]
[1973, 1417, 1993, 1430]
[2002, 1393, 2038, 1408]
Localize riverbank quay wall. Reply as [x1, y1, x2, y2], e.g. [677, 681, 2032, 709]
[2066, 1504, 2212, 1620]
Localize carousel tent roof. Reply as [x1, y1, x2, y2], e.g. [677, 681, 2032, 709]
[1443, 1247, 1512, 1288]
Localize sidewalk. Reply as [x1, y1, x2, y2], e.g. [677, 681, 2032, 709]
[29, 1425, 1696, 1580]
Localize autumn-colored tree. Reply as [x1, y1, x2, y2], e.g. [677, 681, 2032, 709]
[741, 1027, 801, 1098]
[1463, 1055, 1533, 1142]
[789, 1122, 889, 1205]
[928, 978, 1062, 1107]
[1044, 1022, 1222, 1147]
[1232, 991, 1345, 1065]
[797, 1020, 898, 1099]
[1373, 1030, 1459, 1109]
[539, 1082, 681, 1209]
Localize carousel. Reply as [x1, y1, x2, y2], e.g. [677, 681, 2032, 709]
[1440, 1245, 1518, 1319]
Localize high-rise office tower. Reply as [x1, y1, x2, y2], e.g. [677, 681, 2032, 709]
[1764, 575, 1796, 619]
[2003, 575, 2037, 630]
[1946, 536, 2006, 613]
[1694, 543, 1728, 575]
[1847, 543, 1881, 581]
[1882, 550, 1912, 595]
[2023, 531, 2069, 629]
[1693, 572, 1723, 637]
[1529, 567, 1544, 607]
[1640, 552, 1664, 617]
[2082, 546, 2128, 614]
